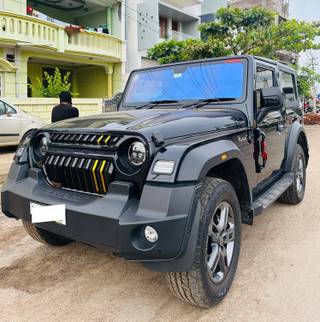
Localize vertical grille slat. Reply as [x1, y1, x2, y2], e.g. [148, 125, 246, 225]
[48, 132, 122, 147]
[43, 132, 118, 195]
[84, 159, 94, 193]
[44, 156, 114, 195]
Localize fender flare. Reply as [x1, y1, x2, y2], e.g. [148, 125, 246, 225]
[283, 122, 309, 172]
[177, 139, 250, 182]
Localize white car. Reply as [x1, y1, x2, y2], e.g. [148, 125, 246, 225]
[0, 100, 45, 147]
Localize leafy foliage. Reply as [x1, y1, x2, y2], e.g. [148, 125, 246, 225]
[147, 40, 186, 64]
[29, 67, 76, 98]
[297, 65, 320, 98]
[148, 7, 320, 62]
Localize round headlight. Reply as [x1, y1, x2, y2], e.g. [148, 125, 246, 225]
[39, 136, 49, 156]
[128, 141, 146, 166]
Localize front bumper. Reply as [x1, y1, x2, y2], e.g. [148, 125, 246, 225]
[1, 163, 200, 270]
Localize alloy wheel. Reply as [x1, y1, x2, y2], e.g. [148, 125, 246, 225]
[206, 201, 235, 284]
[296, 155, 304, 193]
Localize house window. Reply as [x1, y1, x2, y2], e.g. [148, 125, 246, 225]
[172, 21, 178, 32]
[159, 17, 167, 38]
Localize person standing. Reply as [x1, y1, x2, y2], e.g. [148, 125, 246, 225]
[51, 91, 79, 123]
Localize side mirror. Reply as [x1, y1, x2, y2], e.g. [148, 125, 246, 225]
[260, 87, 283, 109]
[257, 87, 283, 123]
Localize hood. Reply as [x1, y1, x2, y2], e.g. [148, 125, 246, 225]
[46, 108, 247, 140]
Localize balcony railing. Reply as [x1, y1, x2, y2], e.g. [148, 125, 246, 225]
[0, 11, 59, 48]
[170, 30, 196, 41]
[163, 0, 203, 8]
[0, 11, 122, 61]
[159, 30, 196, 41]
[66, 30, 122, 59]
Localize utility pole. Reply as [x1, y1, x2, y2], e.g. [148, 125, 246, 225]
[308, 53, 318, 113]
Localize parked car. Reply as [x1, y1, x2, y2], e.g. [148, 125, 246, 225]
[1, 56, 308, 308]
[0, 100, 45, 147]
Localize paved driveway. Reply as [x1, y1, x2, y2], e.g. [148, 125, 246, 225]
[0, 126, 319, 322]
[0, 147, 15, 184]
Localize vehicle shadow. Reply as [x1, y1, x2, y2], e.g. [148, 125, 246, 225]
[0, 146, 17, 155]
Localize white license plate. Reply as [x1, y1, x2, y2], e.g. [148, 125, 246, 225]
[30, 202, 66, 226]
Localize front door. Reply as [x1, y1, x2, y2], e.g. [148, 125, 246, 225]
[255, 65, 286, 187]
[0, 101, 20, 144]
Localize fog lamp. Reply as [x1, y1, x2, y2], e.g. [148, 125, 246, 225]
[144, 226, 158, 243]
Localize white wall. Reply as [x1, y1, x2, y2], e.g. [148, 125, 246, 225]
[201, 0, 228, 15]
[125, 0, 141, 73]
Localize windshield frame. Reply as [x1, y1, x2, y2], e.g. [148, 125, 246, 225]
[120, 57, 249, 109]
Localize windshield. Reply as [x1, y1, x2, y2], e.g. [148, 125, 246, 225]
[123, 58, 247, 107]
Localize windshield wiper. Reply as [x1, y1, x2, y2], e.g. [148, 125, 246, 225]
[136, 100, 179, 110]
[181, 98, 237, 109]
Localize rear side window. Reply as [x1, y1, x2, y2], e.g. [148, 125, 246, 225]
[255, 67, 275, 109]
[0, 101, 5, 116]
[279, 71, 297, 102]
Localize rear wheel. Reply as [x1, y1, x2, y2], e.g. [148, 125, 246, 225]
[22, 220, 73, 246]
[166, 177, 241, 308]
[278, 144, 306, 204]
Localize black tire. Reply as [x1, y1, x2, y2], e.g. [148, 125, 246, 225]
[278, 144, 306, 204]
[166, 177, 241, 308]
[22, 220, 73, 246]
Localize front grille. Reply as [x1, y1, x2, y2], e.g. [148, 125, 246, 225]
[49, 132, 121, 147]
[43, 154, 114, 195]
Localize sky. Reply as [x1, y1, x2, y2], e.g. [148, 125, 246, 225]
[290, 0, 320, 22]
[290, 0, 320, 81]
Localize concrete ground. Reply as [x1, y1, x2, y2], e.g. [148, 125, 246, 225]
[0, 147, 15, 184]
[0, 126, 319, 322]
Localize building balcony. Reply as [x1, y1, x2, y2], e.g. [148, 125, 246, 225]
[0, 11, 122, 62]
[163, 0, 203, 8]
[159, 30, 196, 41]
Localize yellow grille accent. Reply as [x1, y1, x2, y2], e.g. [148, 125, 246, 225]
[97, 135, 104, 145]
[92, 160, 100, 193]
[99, 160, 107, 193]
[104, 135, 111, 145]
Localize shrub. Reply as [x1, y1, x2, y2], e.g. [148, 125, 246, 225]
[29, 67, 77, 98]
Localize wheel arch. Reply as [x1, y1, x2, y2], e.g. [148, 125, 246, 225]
[284, 122, 309, 172]
[205, 158, 252, 224]
[297, 130, 309, 166]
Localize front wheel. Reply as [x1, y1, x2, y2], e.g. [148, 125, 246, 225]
[278, 144, 306, 204]
[166, 177, 241, 308]
[23, 220, 73, 246]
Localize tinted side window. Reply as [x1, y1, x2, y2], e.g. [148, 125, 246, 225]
[0, 101, 5, 116]
[255, 67, 275, 109]
[5, 104, 16, 114]
[279, 71, 297, 102]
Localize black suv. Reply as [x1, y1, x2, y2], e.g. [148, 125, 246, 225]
[1, 56, 308, 308]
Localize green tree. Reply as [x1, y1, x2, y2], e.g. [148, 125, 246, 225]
[148, 7, 320, 63]
[296, 65, 320, 99]
[147, 39, 185, 64]
[30, 67, 75, 98]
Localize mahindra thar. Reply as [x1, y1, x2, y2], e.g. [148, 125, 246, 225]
[1, 56, 308, 308]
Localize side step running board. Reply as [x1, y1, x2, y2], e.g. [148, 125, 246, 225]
[252, 172, 294, 216]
